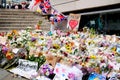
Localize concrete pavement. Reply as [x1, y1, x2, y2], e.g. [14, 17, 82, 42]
[0, 68, 28, 80]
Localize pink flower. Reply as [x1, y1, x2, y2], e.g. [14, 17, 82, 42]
[68, 73, 75, 79]
[108, 64, 113, 69]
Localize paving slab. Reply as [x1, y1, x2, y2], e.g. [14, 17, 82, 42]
[0, 69, 9, 80]
[0, 68, 28, 80]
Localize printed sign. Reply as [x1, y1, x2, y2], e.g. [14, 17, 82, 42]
[116, 45, 120, 54]
[54, 63, 83, 80]
[54, 63, 70, 79]
[9, 59, 38, 79]
[67, 14, 81, 31]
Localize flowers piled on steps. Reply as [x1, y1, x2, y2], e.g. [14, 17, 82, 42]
[0, 28, 120, 79]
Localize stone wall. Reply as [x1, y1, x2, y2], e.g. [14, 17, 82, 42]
[50, 0, 120, 13]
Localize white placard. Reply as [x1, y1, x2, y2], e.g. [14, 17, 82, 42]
[53, 63, 83, 80]
[67, 14, 81, 31]
[36, 76, 51, 80]
[9, 59, 38, 79]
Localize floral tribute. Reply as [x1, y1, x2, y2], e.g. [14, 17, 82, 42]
[0, 27, 120, 80]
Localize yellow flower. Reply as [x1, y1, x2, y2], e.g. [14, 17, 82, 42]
[53, 44, 60, 49]
[12, 30, 18, 35]
[81, 63, 85, 66]
[111, 47, 116, 51]
[36, 7, 42, 13]
[90, 55, 96, 59]
[65, 43, 72, 50]
[40, 36, 44, 40]
[66, 49, 72, 53]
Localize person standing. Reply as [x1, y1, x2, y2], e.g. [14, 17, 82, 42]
[1, 0, 6, 8]
[21, 1, 27, 9]
[97, 15, 104, 33]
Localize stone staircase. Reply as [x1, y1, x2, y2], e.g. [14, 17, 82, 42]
[0, 9, 50, 32]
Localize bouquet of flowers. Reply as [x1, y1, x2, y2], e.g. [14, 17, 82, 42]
[0, 44, 17, 69]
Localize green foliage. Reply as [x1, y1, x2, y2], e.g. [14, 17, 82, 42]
[37, 20, 42, 26]
[90, 28, 96, 35]
[29, 55, 46, 68]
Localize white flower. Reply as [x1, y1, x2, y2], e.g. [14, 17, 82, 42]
[16, 37, 23, 42]
[100, 63, 107, 68]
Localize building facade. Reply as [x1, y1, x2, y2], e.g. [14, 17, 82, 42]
[50, 0, 120, 13]
[51, 0, 120, 35]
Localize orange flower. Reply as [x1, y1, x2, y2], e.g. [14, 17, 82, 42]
[6, 52, 14, 60]
[12, 30, 19, 35]
[35, 25, 40, 30]
[70, 42, 74, 46]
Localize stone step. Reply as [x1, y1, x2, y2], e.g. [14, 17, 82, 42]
[0, 9, 33, 12]
[0, 24, 35, 27]
[0, 24, 50, 27]
[0, 9, 50, 31]
[0, 21, 50, 25]
[0, 15, 41, 18]
[41, 27, 50, 31]
[0, 21, 38, 24]
[0, 20, 50, 26]
[0, 26, 34, 30]
[0, 13, 40, 16]
[0, 12, 34, 15]
[0, 9, 43, 16]
[0, 26, 50, 31]
[0, 9, 34, 13]
[0, 18, 41, 22]
[0, 9, 43, 15]
[0, 14, 41, 18]
[0, 9, 42, 14]
[0, 15, 41, 19]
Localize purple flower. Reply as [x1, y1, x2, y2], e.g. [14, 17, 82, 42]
[49, 70, 53, 74]
[31, 37, 36, 42]
[43, 69, 47, 73]
[39, 64, 54, 76]
[2, 46, 8, 54]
